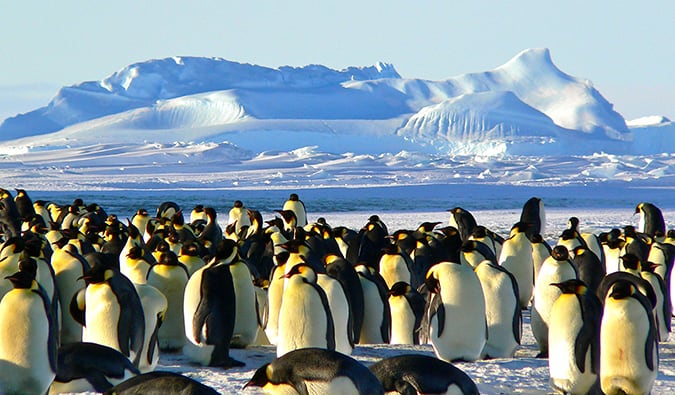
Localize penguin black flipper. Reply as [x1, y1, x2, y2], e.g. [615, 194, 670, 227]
[573, 292, 603, 374]
[109, 274, 145, 367]
[305, 277, 336, 351]
[69, 287, 86, 326]
[404, 290, 427, 344]
[428, 293, 445, 337]
[633, 290, 659, 371]
[33, 284, 58, 373]
[147, 313, 163, 365]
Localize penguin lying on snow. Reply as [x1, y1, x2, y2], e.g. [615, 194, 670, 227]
[103, 371, 219, 395]
[244, 348, 384, 395]
[369, 354, 479, 395]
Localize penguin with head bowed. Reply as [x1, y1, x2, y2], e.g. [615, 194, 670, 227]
[635, 202, 666, 239]
[354, 262, 390, 345]
[103, 371, 220, 395]
[121, 245, 153, 285]
[178, 241, 206, 276]
[75, 259, 145, 368]
[245, 348, 384, 395]
[0, 261, 58, 395]
[155, 201, 180, 221]
[355, 215, 389, 270]
[387, 281, 426, 345]
[474, 259, 521, 359]
[435, 225, 463, 263]
[325, 253, 365, 345]
[600, 278, 659, 395]
[622, 225, 651, 263]
[183, 239, 244, 368]
[461, 239, 498, 268]
[378, 241, 412, 289]
[196, 207, 222, 255]
[13, 188, 36, 222]
[547, 279, 603, 395]
[600, 228, 625, 274]
[572, 245, 606, 294]
[448, 207, 477, 242]
[146, 250, 189, 351]
[499, 221, 534, 309]
[520, 197, 546, 238]
[369, 354, 480, 395]
[531, 245, 578, 358]
[49, 342, 141, 394]
[277, 261, 335, 357]
[425, 261, 487, 362]
[468, 225, 504, 259]
[283, 192, 308, 228]
[333, 225, 359, 263]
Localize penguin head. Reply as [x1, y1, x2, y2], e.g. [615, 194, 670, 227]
[127, 246, 144, 260]
[233, 200, 244, 208]
[5, 267, 36, 290]
[288, 193, 300, 202]
[284, 263, 316, 282]
[180, 242, 200, 257]
[607, 280, 636, 300]
[213, 239, 239, 263]
[471, 226, 488, 239]
[560, 229, 577, 241]
[244, 363, 272, 389]
[623, 225, 637, 239]
[389, 281, 411, 297]
[529, 233, 544, 244]
[418, 221, 441, 233]
[567, 217, 580, 231]
[551, 245, 570, 261]
[550, 279, 587, 295]
[158, 251, 179, 266]
[171, 211, 185, 227]
[620, 254, 641, 271]
[81, 263, 115, 285]
[203, 207, 217, 221]
[510, 221, 530, 235]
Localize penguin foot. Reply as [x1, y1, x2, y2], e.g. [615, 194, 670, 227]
[209, 356, 245, 369]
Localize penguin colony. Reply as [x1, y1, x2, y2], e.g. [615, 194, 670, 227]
[0, 188, 672, 394]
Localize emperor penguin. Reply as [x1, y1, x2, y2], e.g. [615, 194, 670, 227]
[600, 228, 625, 274]
[226, 245, 259, 349]
[189, 204, 207, 224]
[499, 221, 534, 309]
[324, 253, 365, 344]
[387, 281, 425, 345]
[635, 202, 666, 238]
[196, 207, 222, 255]
[639, 261, 671, 342]
[277, 262, 335, 357]
[121, 246, 153, 285]
[0, 265, 57, 395]
[317, 270, 354, 355]
[355, 263, 391, 344]
[182, 239, 244, 368]
[264, 251, 289, 346]
[130, 209, 151, 238]
[448, 207, 477, 241]
[474, 259, 521, 358]
[283, 192, 308, 227]
[146, 251, 189, 351]
[227, 200, 251, 236]
[356, 215, 389, 270]
[378, 242, 412, 289]
[531, 245, 578, 357]
[572, 245, 606, 294]
[369, 354, 480, 395]
[520, 197, 546, 238]
[155, 201, 180, 221]
[468, 225, 503, 260]
[460, 239, 498, 268]
[103, 371, 220, 395]
[177, 241, 206, 276]
[13, 188, 35, 222]
[548, 279, 603, 395]
[600, 279, 658, 395]
[49, 342, 140, 394]
[75, 261, 145, 367]
[132, 283, 168, 373]
[425, 261, 487, 362]
[244, 348, 384, 395]
[51, 242, 90, 344]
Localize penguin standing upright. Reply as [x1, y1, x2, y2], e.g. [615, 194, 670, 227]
[530, 233, 552, 282]
[355, 215, 389, 270]
[474, 259, 521, 358]
[369, 354, 480, 395]
[146, 251, 189, 351]
[425, 261, 486, 362]
[226, 246, 259, 349]
[548, 279, 603, 395]
[520, 197, 546, 238]
[132, 283, 167, 373]
[51, 242, 90, 344]
[387, 281, 425, 345]
[324, 254, 365, 345]
[283, 193, 308, 228]
[355, 263, 390, 344]
[227, 200, 251, 236]
[499, 222, 534, 309]
[635, 202, 666, 238]
[182, 240, 244, 368]
[75, 260, 145, 367]
[245, 348, 384, 395]
[600, 279, 658, 395]
[448, 207, 477, 242]
[378, 242, 412, 289]
[572, 245, 606, 294]
[0, 263, 57, 395]
[317, 270, 354, 355]
[531, 245, 578, 357]
[277, 262, 335, 357]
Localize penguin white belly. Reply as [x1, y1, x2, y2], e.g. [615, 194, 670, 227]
[182, 267, 216, 366]
[53, 257, 84, 344]
[603, 246, 622, 274]
[277, 277, 330, 357]
[83, 284, 122, 352]
[147, 266, 188, 350]
[359, 276, 385, 344]
[265, 265, 286, 346]
[548, 296, 596, 395]
[306, 377, 359, 395]
[230, 262, 259, 348]
[121, 259, 150, 285]
[476, 265, 519, 358]
[600, 298, 658, 395]
[499, 234, 534, 308]
[0, 290, 54, 395]
[379, 254, 410, 289]
[318, 274, 352, 354]
[531, 262, 576, 354]
[134, 283, 168, 373]
[260, 383, 300, 394]
[642, 272, 669, 342]
[388, 295, 416, 345]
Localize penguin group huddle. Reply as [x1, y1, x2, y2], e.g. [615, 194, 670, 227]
[0, 188, 671, 395]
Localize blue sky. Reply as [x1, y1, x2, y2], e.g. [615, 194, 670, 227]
[1, 1, 672, 121]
